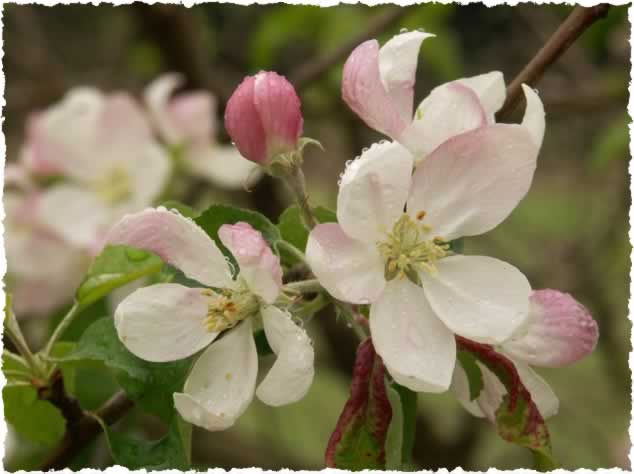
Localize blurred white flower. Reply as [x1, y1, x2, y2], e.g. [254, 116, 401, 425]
[22, 88, 171, 253]
[145, 73, 261, 190]
[4, 171, 89, 317]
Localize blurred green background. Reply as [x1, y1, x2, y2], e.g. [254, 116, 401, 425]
[3, 3, 630, 470]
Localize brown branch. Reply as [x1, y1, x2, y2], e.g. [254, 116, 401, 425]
[291, 6, 411, 90]
[39, 390, 134, 470]
[496, 5, 610, 121]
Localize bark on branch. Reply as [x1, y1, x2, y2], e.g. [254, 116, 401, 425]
[496, 5, 610, 121]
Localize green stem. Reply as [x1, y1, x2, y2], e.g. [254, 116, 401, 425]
[276, 240, 307, 264]
[284, 279, 322, 294]
[293, 292, 331, 322]
[4, 312, 45, 379]
[335, 302, 368, 342]
[285, 165, 317, 230]
[44, 302, 81, 357]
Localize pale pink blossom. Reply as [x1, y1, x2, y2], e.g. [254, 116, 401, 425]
[306, 102, 544, 392]
[145, 73, 261, 189]
[24, 88, 170, 251]
[4, 188, 88, 317]
[342, 32, 545, 162]
[106, 208, 314, 431]
[451, 290, 598, 422]
[224, 71, 303, 164]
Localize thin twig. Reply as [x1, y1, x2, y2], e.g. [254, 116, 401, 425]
[39, 391, 134, 470]
[291, 6, 411, 90]
[496, 5, 610, 121]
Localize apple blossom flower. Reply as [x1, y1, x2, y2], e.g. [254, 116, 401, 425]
[4, 184, 88, 317]
[224, 71, 303, 165]
[342, 31, 545, 161]
[24, 88, 171, 252]
[451, 289, 598, 421]
[306, 96, 545, 392]
[105, 208, 314, 431]
[144, 73, 261, 189]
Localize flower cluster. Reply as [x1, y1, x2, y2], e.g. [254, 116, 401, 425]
[106, 208, 314, 430]
[5, 74, 257, 317]
[64, 32, 598, 437]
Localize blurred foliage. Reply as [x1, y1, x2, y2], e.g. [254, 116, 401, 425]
[3, 2, 630, 471]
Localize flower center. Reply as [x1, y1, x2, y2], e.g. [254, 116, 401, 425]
[202, 284, 259, 333]
[377, 214, 449, 283]
[95, 167, 132, 205]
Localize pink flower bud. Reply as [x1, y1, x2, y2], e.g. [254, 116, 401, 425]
[502, 289, 599, 368]
[224, 71, 303, 164]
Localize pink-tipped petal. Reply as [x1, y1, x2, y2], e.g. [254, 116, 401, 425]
[342, 40, 409, 139]
[225, 76, 269, 163]
[378, 31, 434, 121]
[502, 289, 599, 368]
[218, 222, 282, 304]
[253, 71, 303, 158]
[106, 207, 233, 289]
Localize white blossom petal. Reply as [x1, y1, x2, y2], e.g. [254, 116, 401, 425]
[513, 359, 559, 419]
[472, 358, 559, 421]
[123, 141, 171, 209]
[378, 31, 434, 121]
[370, 278, 456, 393]
[106, 207, 233, 288]
[256, 306, 314, 406]
[400, 81, 487, 160]
[183, 145, 262, 190]
[450, 364, 485, 417]
[174, 319, 258, 431]
[407, 124, 538, 241]
[422, 255, 531, 344]
[338, 141, 413, 243]
[114, 283, 217, 362]
[521, 84, 546, 149]
[38, 185, 112, 248]
[144, 73, 185, 144]
[456, 71, 506, 119]
[306, 223, 385, 304]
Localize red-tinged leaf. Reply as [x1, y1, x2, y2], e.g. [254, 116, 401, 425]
[325, 338, 392, 470]
[456, 336, 559, 470]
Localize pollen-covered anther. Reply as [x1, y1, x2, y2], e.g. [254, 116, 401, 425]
[378, 215, 450, 282]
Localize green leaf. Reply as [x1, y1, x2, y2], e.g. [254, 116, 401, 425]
[456, 337, 559, 470]
[457, 350, 483, 400]
[385, 381, 417, 470]
[57, 317, 191, 423]
[325, 339, 392, 470]
[195, 204, 281, 271]
[3, 385, 66, 446]
[277, 205, 337, 265]
[76, 245, 164, 307]
[590, 113, 629, 168]
[97, 414, 192, 469]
